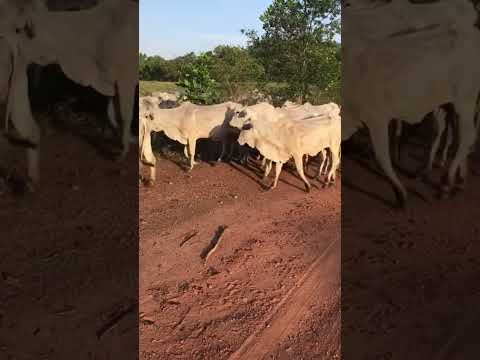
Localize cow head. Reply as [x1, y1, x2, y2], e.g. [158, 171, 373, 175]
[140, 97, 159, 121]
[0, 0, 46, 39]
[229, 107, 248, 129]
[237, 121, 256, 148]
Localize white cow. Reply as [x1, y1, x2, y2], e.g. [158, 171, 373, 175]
[138, 96, 158, 185]
[235, 102, 317, 175]
[230, 106, 341, 192]
[343, 1, 480, 207]
[0, 0, 138, 187]
[139, 97, 242, 172]
[279, 101, 341, 178]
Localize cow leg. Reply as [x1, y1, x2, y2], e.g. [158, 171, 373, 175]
[148, 158, 156, 186]
[107, 99, 118, 129]
[439, 121, 453, 168]
[218, 140, 226, 162]
[188, 138, 198, 170]
[317, 151, 324, 178]
[322, 150, 330, 176]
[7, 58, 40, 186]
[370, 122, 407, 208]
[117, 83, 136, 159]
[392, 119, 402, 166]
[264, 159, 273, 179]
[270, 161, 284, 190]
[445, 103, 476, 193]
[293, 153, 311, 193]
[303, 155, 309, 175]
[324, 149, 333, 185]
[327, 147, 340, 185]
[323, 149, 331, 176]
[184, 145, 189, 160]
[26, 147, 39, 190]
[261, 156, 266, 168]
[427, 108, 446, 173]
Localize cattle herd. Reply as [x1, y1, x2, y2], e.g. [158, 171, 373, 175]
[138, 94, 342, 193]
[342, 0, 480, 207]
[139, 0, 480, 209]
[0, 0, 137, 189]
[0, 0, 479, 210]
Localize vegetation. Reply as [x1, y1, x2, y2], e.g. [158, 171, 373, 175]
[176, 53, 219, 105]
[138, 81, 180, 96]
[243, 0, 341, 103]
[139, 0, 340, 104]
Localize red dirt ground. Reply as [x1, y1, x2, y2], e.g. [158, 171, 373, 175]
[1, 111, 138, 359]
[342, 130, 480, 360]
[140, 156, 341, 359]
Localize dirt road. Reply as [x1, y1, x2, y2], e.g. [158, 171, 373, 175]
[342, 131, 480, 360]
[140, 157, 341, 359]
[1, 113, 138, 359]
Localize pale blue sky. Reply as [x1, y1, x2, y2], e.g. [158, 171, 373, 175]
[140, 0, 340, 59]
[140, 0, 271, 59]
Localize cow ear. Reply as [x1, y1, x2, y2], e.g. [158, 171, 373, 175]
[242, 123, 253, 131]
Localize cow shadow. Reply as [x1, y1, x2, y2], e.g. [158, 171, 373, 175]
[31, 65, 139, 162]
[344, 153, 431, 207]
[227, 160, 267, 190]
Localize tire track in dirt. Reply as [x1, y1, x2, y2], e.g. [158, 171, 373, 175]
[229, 227, 340, 360]
[140, 160, 341, 359]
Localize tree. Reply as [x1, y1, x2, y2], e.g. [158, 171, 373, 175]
[244, 0, 341, 103]
[177, 53, 219, 104]
[207, 45, 266, 101]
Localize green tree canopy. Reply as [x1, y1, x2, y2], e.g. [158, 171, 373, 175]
[244, 0, 341, 103]
[176, 53, 219, 104]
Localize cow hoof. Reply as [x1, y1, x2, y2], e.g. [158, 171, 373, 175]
[146, 180, 155, 187]
[305, 185, 311, 193]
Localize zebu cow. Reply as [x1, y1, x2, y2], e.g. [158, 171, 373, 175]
[342, 0, 480, 207]
[0, 0, 138, 187]
[230, 105, 341, 192]
[240, 102, 329, 176]
[139, 97, 242, 176]
[138, 96, 157, 185]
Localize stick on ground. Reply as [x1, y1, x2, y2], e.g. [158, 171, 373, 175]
[200, 225, 228, 261]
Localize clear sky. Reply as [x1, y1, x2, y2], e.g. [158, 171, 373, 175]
[140, 0, 272, 59]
